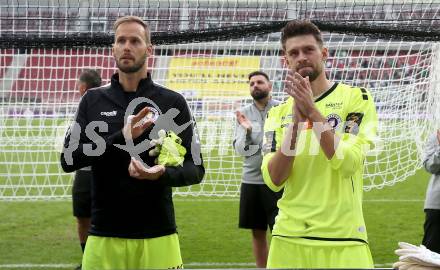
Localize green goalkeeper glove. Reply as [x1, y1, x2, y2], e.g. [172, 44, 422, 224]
[149, 130, 186, 166]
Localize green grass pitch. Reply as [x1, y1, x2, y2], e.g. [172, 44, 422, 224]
[0, 117, 432, 268]
[0, 168, 430, 269]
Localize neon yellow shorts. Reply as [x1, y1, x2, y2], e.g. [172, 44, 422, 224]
[82, 233, 183, 270]
[267, 236, 374, 269]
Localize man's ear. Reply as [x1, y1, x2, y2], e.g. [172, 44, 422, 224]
[322, 47, 329, 62]
[146, 44, 153, 57]
[282, 53, 290, 68]
[78, 83, 87, 96]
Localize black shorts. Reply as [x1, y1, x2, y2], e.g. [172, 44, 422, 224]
[239, 183, 283, 231]
[72, 169, 92, 218]
[423, 209, 440, 253]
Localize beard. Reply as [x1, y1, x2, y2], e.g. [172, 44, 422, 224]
[297, 62, 323, 81]
[251, 89, 269, 100]
[115, 53, 147, 73]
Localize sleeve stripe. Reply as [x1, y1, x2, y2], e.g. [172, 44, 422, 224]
[360, 88, 368, 100]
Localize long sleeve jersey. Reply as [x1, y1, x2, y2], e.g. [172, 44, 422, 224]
[61, 73, 205, 238]
[261, 83, 377, 243]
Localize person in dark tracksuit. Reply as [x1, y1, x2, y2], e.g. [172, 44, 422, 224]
[71, 69, 101, 270]
[60, 16, 204, 270]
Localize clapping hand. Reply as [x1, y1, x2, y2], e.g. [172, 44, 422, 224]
[123, 107, 154, 140]
[128, 157, 165, 180]
[235, 111, 252, 132]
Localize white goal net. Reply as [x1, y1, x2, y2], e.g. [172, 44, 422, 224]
[0, 0, 439, 200]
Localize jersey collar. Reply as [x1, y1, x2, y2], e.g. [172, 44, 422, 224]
[314, 82, 338, 103]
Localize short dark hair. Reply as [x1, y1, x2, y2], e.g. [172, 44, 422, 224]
[281, 20, 323, 50]
[79, 69, 101, 89]
[248, 71, 270, 82]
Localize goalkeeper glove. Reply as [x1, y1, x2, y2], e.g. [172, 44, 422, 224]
[149, 130, 186, 166]
[394, 242, 440, 269]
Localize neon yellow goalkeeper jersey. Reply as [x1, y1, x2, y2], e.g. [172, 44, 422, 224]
[261, 82, 377, 243]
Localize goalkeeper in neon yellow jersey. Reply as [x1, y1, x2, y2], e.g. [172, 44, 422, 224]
[261, 20, 378, 269]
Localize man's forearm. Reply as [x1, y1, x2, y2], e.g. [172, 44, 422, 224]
[267, 123, 298, 186]
[309, 110, 339, 160]
[233, 125, 258, 156]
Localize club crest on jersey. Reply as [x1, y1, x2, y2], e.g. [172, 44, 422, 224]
[326, 113, 342, 129]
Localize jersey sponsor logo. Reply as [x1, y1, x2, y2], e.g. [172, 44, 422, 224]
[326, 113, 342, 129]
[100, 110, 117, 117]
[325, 101, 343, 110]
[343, 112, 364, 134]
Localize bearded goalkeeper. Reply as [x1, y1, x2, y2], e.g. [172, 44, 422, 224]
[261, 20, 378, 268]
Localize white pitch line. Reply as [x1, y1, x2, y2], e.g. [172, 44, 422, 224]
[175, 198, 238, 202]
[374, 263, 393, 267]
[186, 262, 255, 266]
[0, 263, 255, 269]
[363, 199, 424, 202]
[174, 198, 424, 202]
[0, 264, 74, 269]
[0, 262, 395, 268]
[0, 198, 425, 203]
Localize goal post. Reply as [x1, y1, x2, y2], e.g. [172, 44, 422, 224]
[0, 0, 439, 200]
